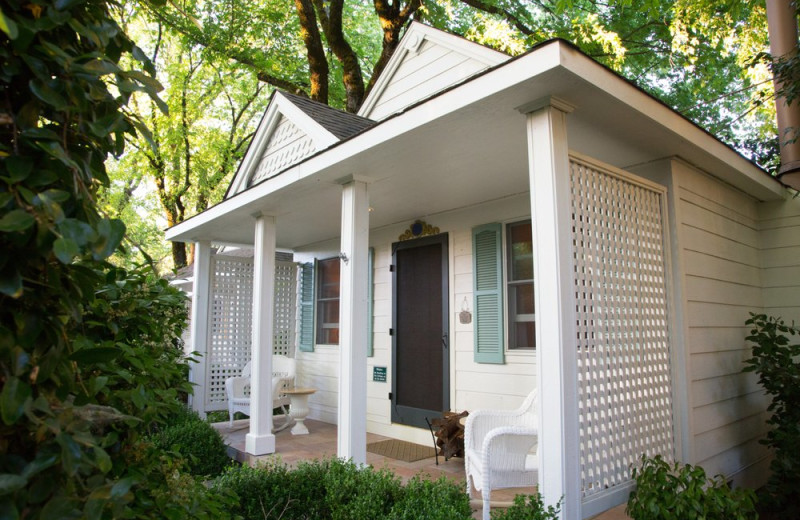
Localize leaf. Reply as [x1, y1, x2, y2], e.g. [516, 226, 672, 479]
[21, 453, 58, 480]
[110, 477, 136, 499]
[53, 238, 79, 264]
[0, 210, 34, 232]
[0, 377, 31, 425]
[3, 156, 33, 182]
[40, 496, 80, 519]
[92, 218, 125, 260]
[69, 347, 121, 364]
[79, 59, 119, 76]
[0, 8, 18, 40]
[0, 194, 11, 208]
[0, 475, 26, 496]
[92, 446, 112, 473]
[58, 219, 95, 246]
[0, 265, 22, 298]
[29, 80, 68, 110]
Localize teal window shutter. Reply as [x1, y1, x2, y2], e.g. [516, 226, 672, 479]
[367, 247, 375, 357]
[298, 261, 315, 352]
[473, 224, 505, 364]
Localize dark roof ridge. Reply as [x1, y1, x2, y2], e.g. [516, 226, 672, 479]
[277, 90, 375, 140]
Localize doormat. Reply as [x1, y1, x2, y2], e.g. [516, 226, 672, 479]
[367, 439, 436, 463]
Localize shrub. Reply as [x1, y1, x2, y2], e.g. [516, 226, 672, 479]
[490, 494, 561, 520]
[626, 455, 756, 520]
[388, 475, 472, 520]
[149, 407, 231, 478]
[214, 458, 473, 519]
[743, 313, 800, 517]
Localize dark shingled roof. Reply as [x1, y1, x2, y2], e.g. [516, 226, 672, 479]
[280, 91, 375, 140]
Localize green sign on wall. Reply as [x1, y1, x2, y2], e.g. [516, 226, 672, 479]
[373, 366, 387, 383]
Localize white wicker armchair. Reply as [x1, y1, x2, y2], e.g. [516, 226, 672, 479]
[464, 390, 538, 520]
[224, 355, 296, 430]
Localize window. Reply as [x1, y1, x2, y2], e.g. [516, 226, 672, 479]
[316, 257, 340, 344]
[506, 220, 534, 349]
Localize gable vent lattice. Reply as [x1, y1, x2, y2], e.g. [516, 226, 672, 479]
[249, 116, 316, 186]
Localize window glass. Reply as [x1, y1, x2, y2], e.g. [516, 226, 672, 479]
[507, 221, 535, 349]
[316, 257, 340, 344]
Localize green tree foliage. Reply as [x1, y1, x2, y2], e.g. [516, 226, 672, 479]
[0, 1, 230, 517]
[743, 314, 800, 517]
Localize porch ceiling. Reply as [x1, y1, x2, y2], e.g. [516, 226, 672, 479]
[166, 41, 781, 249]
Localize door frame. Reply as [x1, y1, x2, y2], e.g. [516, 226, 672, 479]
[390, 233, 450, 428]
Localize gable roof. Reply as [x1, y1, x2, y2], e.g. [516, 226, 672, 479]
[281, 91, 374, 139]
[357, 21, 510, 120]
[226, 91, 375, 197]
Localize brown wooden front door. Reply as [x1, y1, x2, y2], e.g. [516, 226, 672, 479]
[391, 234, 449, 429]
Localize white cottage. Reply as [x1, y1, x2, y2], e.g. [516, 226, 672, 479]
[166, 22, 800, 519]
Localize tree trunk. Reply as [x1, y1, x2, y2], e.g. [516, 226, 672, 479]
[294, 0, 329, 104]
[313, 0, 365, 112]
[172, 241, 188, 269]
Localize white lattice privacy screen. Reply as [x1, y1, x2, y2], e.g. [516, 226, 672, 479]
[570, 157, 674, 504]
[205, 255, 297, 411]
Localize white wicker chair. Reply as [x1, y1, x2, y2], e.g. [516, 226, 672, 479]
[464, 390, 539, 520]
[224, 355, 296, 430]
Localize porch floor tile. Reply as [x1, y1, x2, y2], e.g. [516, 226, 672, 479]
[212, 419, 629, 520]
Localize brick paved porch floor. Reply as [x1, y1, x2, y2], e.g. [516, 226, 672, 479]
[212, 418, 629, 520]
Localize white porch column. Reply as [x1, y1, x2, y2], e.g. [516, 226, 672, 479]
[522, 98, 580, 520]
[337, 178, 370, 464]
[245, 214, 277, 455]
[189, 241, 212, 415]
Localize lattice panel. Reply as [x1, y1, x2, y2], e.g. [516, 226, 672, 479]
[273, 262, 297, 356]
[205, 256, 297, 410]
[249, 116, 316, 186]
[570, 158, 674, 501]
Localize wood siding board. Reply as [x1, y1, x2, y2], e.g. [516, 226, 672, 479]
[762, 287, 800, 307]
[691, 371, 760, 408]
[695, 437, 770, 480]
[692, 392, 770, 435]
[690, 350, 754, 381]
[694, 413, 769, 463]
[761, 265, 800, 287]
[378, 49, 470, 101]
[682, 225, 760, 267]
[682, 251, 761, 287]
[678, 188, 759, 227]
[687, 327, 749, 354]
[760, 226, 800, 249]
[679, 201, 759, 248]
[685, 302, 760, 328]
[760, 245, 800, 268]
[684, 276, 762, 305]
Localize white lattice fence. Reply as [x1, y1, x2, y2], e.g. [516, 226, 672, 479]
[570, 157, 674, 504]
[205, 255, 297, 411]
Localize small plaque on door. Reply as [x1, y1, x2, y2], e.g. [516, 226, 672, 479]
[373, 366, 387, 382]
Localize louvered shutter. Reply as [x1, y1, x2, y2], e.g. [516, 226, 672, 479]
[298, 261, 315, 352]
[367, 247, 375, 357]
[472, 224, 505, 364]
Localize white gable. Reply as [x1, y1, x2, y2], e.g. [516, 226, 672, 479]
[227, 92, 340, 197]
[249, 116, 315, 187]
[358, 22, 509, 121]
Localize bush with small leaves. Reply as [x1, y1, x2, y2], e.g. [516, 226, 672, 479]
[490, 493, 561, 520]
[627, 455, 756, 520]
[149, 407, 231, 478]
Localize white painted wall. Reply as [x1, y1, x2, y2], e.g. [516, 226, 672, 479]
[294, 193, 536, 445]
[759, 196, 800, 322]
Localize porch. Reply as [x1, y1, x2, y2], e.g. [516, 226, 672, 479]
[213, 418, 630, 520]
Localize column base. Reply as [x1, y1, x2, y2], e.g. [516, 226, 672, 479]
[245, 432, 276, 455]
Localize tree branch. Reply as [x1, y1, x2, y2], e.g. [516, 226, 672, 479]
[313, 0, 365, 112]
[294, 0, 329, 103]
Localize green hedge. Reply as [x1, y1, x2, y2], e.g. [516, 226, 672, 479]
[149, 407, 231, 478]
[214, 458, 473, 520]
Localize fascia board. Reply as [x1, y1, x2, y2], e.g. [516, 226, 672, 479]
[225, 92, 339, 197]
[357, 22, 509, 119]
[556, 45, 784, 201]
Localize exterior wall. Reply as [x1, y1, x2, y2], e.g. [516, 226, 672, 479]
[366, 39, 494, 122]
[759, 196, 800, 322]
[294, 193, 536, 445]
[633, 158, 772, 488]
[249, 116, 315, 187]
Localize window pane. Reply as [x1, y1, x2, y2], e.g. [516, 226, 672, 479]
[316, 258, 340, 345]
[509, 222, 533, 281]
[318, 258, 340, 299]
[512, 322, 535, 349]
[512, 283, 535, 315]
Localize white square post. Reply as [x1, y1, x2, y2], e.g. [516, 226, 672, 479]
[246, 213, 277, 455]
[522, 98, 581, 519]
[337, 178, 370, 464]
[189, 241, 212, 415]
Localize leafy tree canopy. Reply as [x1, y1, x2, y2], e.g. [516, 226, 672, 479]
[110, 0, 781, 269]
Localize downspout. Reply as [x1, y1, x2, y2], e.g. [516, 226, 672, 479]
[766, 0, 800, 188]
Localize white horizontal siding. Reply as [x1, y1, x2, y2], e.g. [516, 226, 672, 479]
[369, 40, 492, 121]
[670, 161, 770, 486]
[759, 198, 800, 320]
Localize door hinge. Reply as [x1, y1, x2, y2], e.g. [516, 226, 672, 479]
[389, 264, 395, 272]
[388, 392, 393, 400]
[389, 328, 394, 336]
